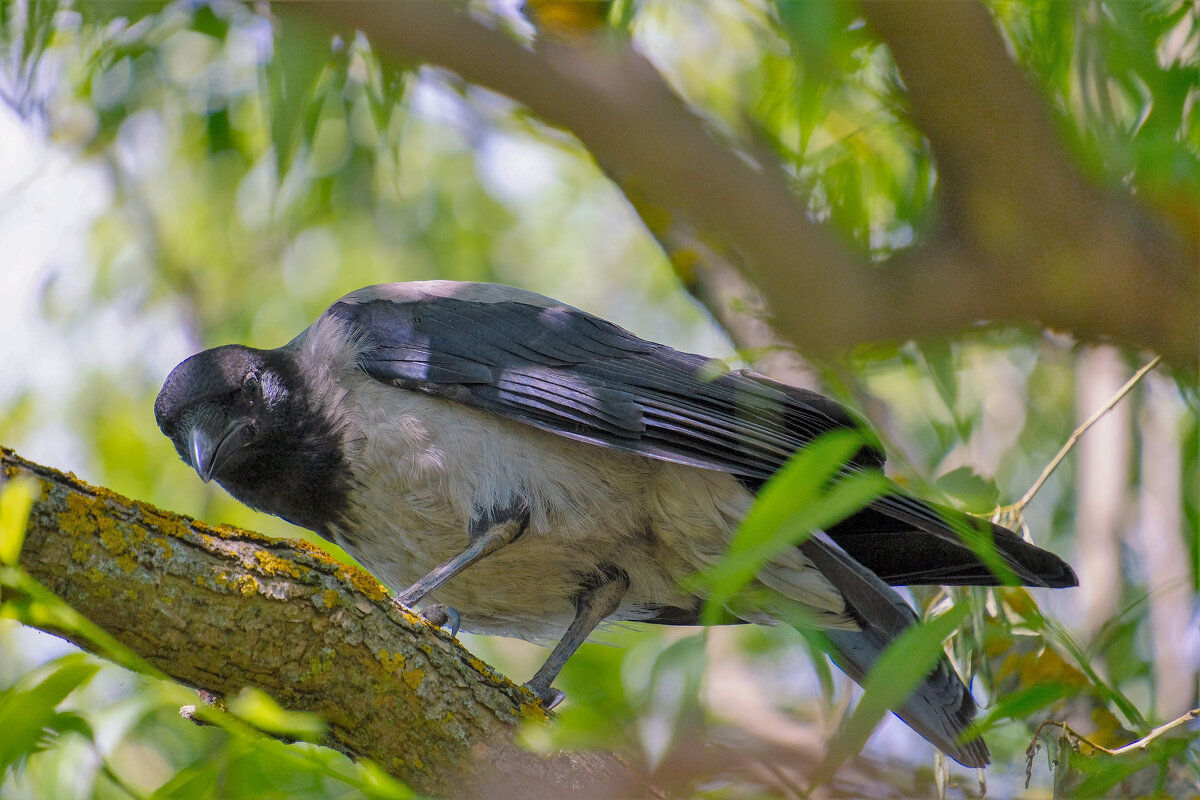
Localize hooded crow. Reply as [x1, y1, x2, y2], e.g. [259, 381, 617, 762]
[155, 281, 1076, 767]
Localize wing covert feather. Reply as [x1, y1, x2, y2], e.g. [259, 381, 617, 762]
[327, 292, 878, 481]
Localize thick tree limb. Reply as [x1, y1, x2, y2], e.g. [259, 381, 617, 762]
[291, 1, 1197, 367]
[1, 448, 648, 799]
[860, 2, 1197, 366]
[618, 177, 821, 388]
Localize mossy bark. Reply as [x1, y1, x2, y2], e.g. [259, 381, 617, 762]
[2, 447, 648, 798]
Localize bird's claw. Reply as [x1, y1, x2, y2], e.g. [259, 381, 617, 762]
[526, 683, 565, 710]
[417, 603, 461, 637]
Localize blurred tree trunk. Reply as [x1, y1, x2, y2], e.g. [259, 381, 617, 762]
[1132, 375, 1196, 719]
[1075, 347, 1133, 638]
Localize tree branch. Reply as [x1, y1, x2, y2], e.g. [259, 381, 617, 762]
[860, 1, 1198, 365]
[290, 1, 1197, 367]
[1, 448, 647, 799]
[617, 177, 821, 388]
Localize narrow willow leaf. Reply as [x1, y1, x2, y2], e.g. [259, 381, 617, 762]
[0, 477, 36, 566]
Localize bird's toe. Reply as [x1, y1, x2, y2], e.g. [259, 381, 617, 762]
[526, 682, 565, 709]
[416, 603, 461, 637]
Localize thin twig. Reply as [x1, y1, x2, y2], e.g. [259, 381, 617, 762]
[997, 354, 1162, 528]
[1026, 705, 1200, 783]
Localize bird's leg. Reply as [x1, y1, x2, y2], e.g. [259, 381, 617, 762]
[525, 565, 630, 709]
[395, 498, 530, 608]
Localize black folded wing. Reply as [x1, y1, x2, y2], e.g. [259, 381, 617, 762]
[327, 283, 881, 482]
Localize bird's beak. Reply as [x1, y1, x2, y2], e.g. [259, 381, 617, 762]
[187, 417, 252, 483]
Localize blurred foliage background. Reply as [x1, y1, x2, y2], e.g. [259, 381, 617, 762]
[0, 0, 1196, 797]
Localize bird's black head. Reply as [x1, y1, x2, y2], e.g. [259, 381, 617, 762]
[154, 345, 297, 484]
[154, 344, 350, 535]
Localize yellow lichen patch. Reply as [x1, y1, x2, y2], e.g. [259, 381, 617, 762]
[150, 537, 174, 560]
[124, 586, 139, 601]
[519, 700, 549, 720]
[292, 538, 342, 566]
[86, 568, 112, 598]
[253, 549, 301, 579]
[232, 574, 259, 596]
[377, 649, 406, 674]
[70, 538, 93, 565]
[465, 655, 491, 676]
[398, 608, 425, 628]
[214, 571, 259, 596]
[401, 668, 424, 691]
[139, 507, 195, 542]
[57, 493, 95, 537]
[410, 756, 424, 770]
[337, 566, 388, 602]
[322, 589, 339, 609]
[209, 524, 244, 540]
[86, 479, 125, 504]
[201, 521, 273, 544]
[115, 553, 139, 574]
[306, 652, 334, 679]
[97, 516, 129, 555]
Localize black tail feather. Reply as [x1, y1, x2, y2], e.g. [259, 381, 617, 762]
[828, 498, 1077, 589]
[800, 534, 991, 768]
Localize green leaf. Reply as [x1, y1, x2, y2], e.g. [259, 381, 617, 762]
[964, 681, 1076, 738]
[918, 338, 959, 422]
[227, 687, 326, 742]
[266, 10, 338, 176]
[693, 431, 888, 623]
[644, 633, 707, 742]
[934, 466, 1000, 513]
[823, 604, 969, 775]
[0, 654, 101, 775]
[1071, 738, 1191, 797]
[44, 710, 95, 742]
[192, 3, 230, 42]
[0, 477, 37, 566]
[0, 566, 160, 679]
[149, 764, 220, 800]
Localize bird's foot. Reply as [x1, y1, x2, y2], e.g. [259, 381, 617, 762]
[416, 603, 461, 638]
[525, 679, 565, 710]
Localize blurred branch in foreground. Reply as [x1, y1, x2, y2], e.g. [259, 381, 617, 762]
[294, 1, 1198, 367]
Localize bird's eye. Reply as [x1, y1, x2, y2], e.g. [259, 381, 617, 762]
[243, 374, 261, 400]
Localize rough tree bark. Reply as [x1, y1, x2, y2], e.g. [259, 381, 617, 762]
[1, 448, 649, 799]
